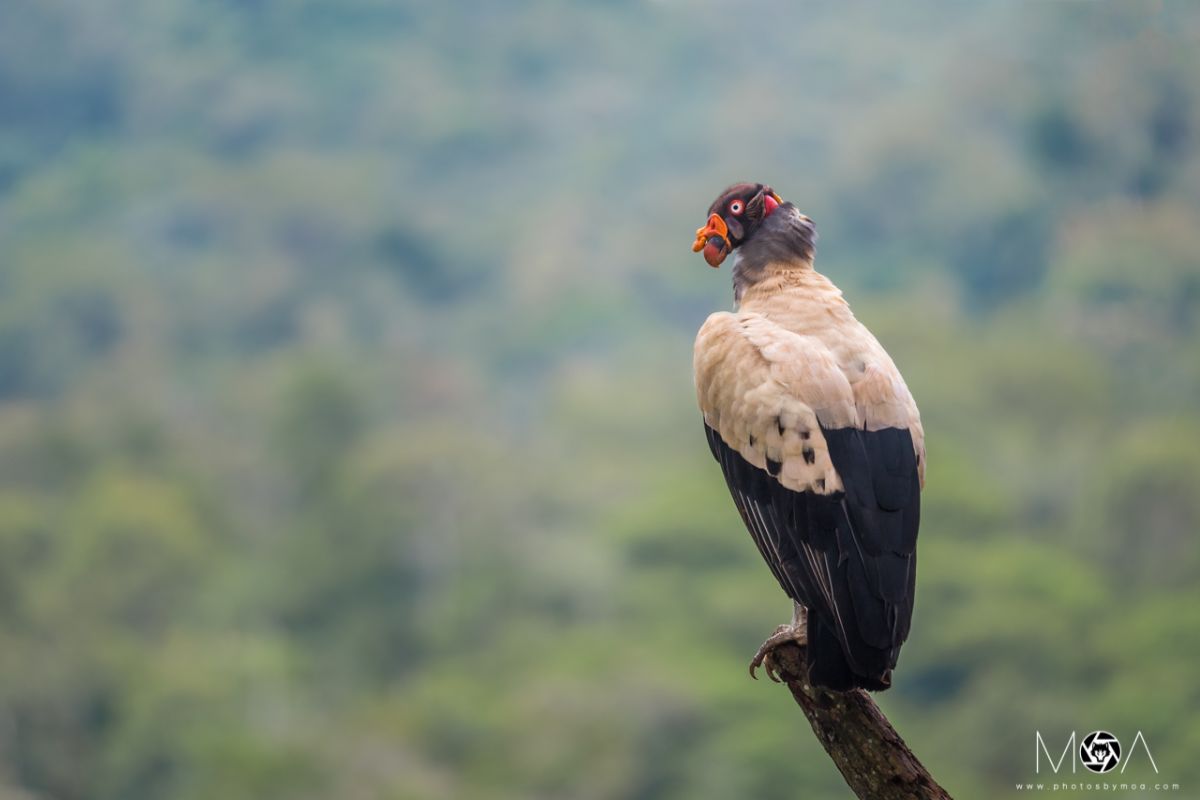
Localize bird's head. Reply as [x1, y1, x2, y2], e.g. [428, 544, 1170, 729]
[691, 182, 785, 268]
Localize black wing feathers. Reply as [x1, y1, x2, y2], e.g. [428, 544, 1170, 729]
[705, 422, 920, 691]
[823, 426, 920, 650]
[705, 424, 795, 599]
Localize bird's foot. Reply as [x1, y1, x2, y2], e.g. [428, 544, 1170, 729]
[749, 622, 807, 683]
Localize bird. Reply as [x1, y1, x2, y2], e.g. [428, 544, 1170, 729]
[691, 182, 924, 691]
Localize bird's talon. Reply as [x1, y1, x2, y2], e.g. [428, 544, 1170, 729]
[747, 622, 806, 682]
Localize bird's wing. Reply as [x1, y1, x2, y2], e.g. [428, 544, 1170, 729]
[694, 311, 922, 686]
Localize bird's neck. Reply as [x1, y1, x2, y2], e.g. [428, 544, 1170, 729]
[731, 205, 817, 303]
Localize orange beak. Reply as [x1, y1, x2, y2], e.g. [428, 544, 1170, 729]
[691, 213, 730, 268]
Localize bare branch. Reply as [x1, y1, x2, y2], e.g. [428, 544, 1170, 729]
[771, 643, 954, 800]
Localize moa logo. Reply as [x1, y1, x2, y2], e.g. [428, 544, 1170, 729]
[1036, 731, 1159, 775]
[1079, 731, 1120, 773]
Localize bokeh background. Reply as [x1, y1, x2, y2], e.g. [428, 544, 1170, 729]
[1, 1, 1198, 798]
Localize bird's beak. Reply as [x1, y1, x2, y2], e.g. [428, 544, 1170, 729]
[692, 213, 730, 268]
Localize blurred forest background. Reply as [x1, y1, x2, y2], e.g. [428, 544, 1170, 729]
[1, 1, 1198, 799]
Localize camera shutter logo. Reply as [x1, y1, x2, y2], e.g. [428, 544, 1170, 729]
[1079, 730, 1121, 773]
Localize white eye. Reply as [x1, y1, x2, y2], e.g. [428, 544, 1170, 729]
[729, 200, 744, 215]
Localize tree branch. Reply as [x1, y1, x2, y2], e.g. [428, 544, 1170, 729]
[770, 643, 954, 800]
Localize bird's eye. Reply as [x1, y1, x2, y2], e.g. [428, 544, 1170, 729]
[729, 200, 744, 215]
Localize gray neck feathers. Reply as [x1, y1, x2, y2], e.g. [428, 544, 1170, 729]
[731, 205, 817, 302]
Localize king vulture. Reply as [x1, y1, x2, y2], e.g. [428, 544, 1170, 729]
[691, 182, 925, 691]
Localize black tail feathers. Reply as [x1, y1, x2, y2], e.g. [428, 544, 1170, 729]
[806, 614, 893, 692]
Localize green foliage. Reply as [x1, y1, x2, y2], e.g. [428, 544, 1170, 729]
[0, 2, 1198, 799]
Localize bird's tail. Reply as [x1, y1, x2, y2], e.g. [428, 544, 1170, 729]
[806, 615, 892, 692]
